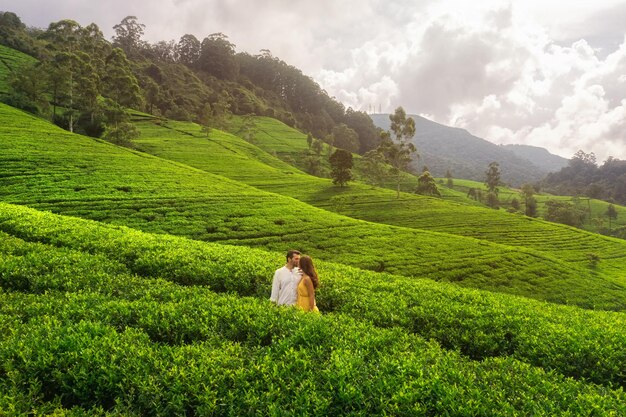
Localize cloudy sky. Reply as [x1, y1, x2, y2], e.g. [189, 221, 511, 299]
[7, 0, 626, 160]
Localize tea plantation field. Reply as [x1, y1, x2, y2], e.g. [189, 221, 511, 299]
[2, 103, 625, 310]
[1, 203, 626, 415]
[131, 115, 626, 283]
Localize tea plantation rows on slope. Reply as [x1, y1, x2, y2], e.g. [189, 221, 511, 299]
[2, 103, 623, 310]
[1, 203, 626, 415]
[131, 115, 626, 284]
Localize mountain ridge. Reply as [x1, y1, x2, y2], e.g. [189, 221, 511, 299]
[370, 113, 568, 185]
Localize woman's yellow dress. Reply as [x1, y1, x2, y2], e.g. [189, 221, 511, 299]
[296, 277, 319, 312]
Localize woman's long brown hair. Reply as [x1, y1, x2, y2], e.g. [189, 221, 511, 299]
[298, 255, 319, 289]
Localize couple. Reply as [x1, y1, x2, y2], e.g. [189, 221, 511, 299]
[270, 250, 319, 312]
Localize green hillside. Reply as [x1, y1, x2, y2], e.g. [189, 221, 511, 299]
[0, 44, 36, 96]
[1, 203, 626, 415]
[2, 102, 625, 310]
[450, 178, 626, 231]
[130, 114, 626, 284]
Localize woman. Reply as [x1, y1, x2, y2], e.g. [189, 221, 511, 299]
[296, 255, 320, 312]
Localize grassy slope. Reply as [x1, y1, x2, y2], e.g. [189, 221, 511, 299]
[0, 44, 36, 96]
[132, 116, 626, 283]
[2, 102, 624, 310]
[1, 204, 625, 414]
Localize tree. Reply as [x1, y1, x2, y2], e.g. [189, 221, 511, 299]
[510, 198, 520, 211]
[361, 149, 388, 187]
[237, 114, 257, 143]
[389, 106, 416, 143]
[606, 204, 618, 230]
[544, 200, 585, 227]
[485, 162, 501, 194]
[7, 62, 50, 115]
[525, 197, 538, 217]
[101, 98, 138, 148]
[44, 50, 99, 133]
[199, 33, 239, 80]
[306, 133, 313, 149]
[329, 149, 353, 187]
[311, 138, 324, 156]
[377, 107, 418, 197]
[571, 150, 597, 168]
[344, 107, 380, 153]
[199, 103, 213, 137]
[112, 16, 146, 57]
[520, 183, 536, 216]
[416, 171, 441, 197]
[102, 48, 143, 109]
[303, 153, 321, 176]
[176, 34, 201, 66]
[486, 192, 499, 209]
[445, 169, 453, 187]
[331, 123, 359, 153]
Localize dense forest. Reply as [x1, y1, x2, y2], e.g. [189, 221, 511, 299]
[542, 150, 626, 205]
[0, 11, 380, 153]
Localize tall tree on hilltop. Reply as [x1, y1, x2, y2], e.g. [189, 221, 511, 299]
[389, 106, 416, 143]
[112, 16, 146, 57]
[177, 34, 201, 66]
[199, 33, 239, 80]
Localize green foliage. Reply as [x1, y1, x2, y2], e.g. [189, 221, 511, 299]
[486, 191, 499, 209]
[544, 199, 586, 228]
[331, 123, 359, 153]
[415, 171, 440, 197]
[329, 149, 353, 187]
[446, 169, 453, 187]
[544, 152, 626, 205]
[199, 33, 239, 81]
[111, 16, 146, 58]
[485, 161, 501, 194]
[606, 203, 618, 229]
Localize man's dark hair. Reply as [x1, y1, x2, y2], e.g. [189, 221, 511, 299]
[286, 250, 301, 262]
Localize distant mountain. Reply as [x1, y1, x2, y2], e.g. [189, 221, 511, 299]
[502, 144, 569, 173]
[370, 114, 567, 186]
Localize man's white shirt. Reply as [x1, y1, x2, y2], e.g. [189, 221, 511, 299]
[270, 266, 301, 305]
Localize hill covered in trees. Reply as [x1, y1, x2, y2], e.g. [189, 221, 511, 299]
[0, 11, 380, 153]
[543, 150, 626, 205]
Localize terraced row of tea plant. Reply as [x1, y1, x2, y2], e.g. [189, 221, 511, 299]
[1, 104, 624, 309]
[132, 115, 626, 282]
[1, 203, 626, 401]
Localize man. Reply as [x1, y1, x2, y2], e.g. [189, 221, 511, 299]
[270, 250, 301, 306]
